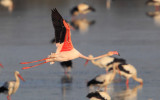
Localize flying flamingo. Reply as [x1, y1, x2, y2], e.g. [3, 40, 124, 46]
[108, 63, 143, 88]
[0, 71, 25, 100]
[20, 8, 120, 70]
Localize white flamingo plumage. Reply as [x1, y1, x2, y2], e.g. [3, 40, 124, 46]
[20, 8, 119, 70]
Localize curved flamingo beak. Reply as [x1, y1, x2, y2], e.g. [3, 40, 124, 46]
[112, 51, 120, 56]
[18, 74, 25, 82]
[84, 60, 89, 66]
[0, 63, 4, 68]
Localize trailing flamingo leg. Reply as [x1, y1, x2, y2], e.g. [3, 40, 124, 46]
[22, 61, 48, 70]
[126, 79, 129, 89]
[0, 62, 4, 68]
[20, 58, 50, 64]
[7, 95, 11, 100]
[84, 60, 89, 66]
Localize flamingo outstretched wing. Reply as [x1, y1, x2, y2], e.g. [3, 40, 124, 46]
[52, 8, 73, 52]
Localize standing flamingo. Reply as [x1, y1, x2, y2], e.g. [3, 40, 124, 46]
[20, 8, 119, 70]
[108, 64, 143, 88]
[0, 71, 25, 100]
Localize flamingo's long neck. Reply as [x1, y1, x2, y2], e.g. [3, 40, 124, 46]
[80, 53, 109, 60]
[15, 73, 20, 86]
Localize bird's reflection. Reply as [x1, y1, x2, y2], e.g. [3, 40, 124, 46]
[87, 91, 111, 100]
[106, 0, 112, 9]
[146, 11, 160, 26]
[70, 18, 95, 34]
[112, 84, 143, 100]
[61, 74, 73, 100]
[0, 0, 13, 12]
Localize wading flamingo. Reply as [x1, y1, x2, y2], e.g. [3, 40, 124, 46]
[20, 8, 119, 70]
[0, 71, 25, 100]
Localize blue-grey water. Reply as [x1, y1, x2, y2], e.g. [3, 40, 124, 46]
[0, 0, 160, 100]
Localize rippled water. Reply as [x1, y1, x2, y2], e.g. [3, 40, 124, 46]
[0, 0, 160, 100]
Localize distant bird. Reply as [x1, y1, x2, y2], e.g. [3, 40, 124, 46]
[71, 3, 95, 16]
[86, 56, 125, 73]
[146, 0, 160, 11]
[60, 60, 72, 74]
[108, 64, 143, 88]
[87, 63, 118, 91]
[20, 8, 119, 70]
[0, 71, 25, 100]
[87, 91, 111, 100]
[0, 0, 13, 12]
[70, 18, 95, 33]
[146, 11, 160, 26]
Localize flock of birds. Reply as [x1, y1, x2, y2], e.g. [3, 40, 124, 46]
[0, 2, 145, 100]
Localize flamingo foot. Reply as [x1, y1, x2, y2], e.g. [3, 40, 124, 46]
[7, 95, 11, 100]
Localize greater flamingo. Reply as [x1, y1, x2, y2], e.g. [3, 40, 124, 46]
[20, 8, 119, 70]
[0, 71, 25, 100]
[87, 91, 111, 100]
[108, 63, 143, 88]
[71, 3, 95, 16]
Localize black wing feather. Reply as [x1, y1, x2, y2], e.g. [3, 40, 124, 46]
[51, 8, 66, 43]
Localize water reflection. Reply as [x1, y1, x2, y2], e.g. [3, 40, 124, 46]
[87, 91, 111, 100]
[61, 74, 73, 100]
[112, 84, 143, 100]
[70, 18, 95, 34]
[146, 11, 160, 26]
[0, 0, 13, 12]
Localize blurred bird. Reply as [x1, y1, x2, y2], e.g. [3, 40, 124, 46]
[71, 3, 95, 16]
[146, 0, 160, 11]
[0, 0, 13, 12]
[20, 8, 119, 70]
[146, 11, 160, 26]
[108, 64, 143, 88]
[0, 71, 25, 100]
[70, 18, 95, 33]
[87, 63, 119, 91]
[87, 91, 111, 100]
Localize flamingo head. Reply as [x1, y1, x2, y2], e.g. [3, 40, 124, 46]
[107, 51, 120, 56]
[84, 55, 94, 66]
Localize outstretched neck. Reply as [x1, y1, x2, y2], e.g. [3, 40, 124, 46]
[80, 53, 110, 60]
